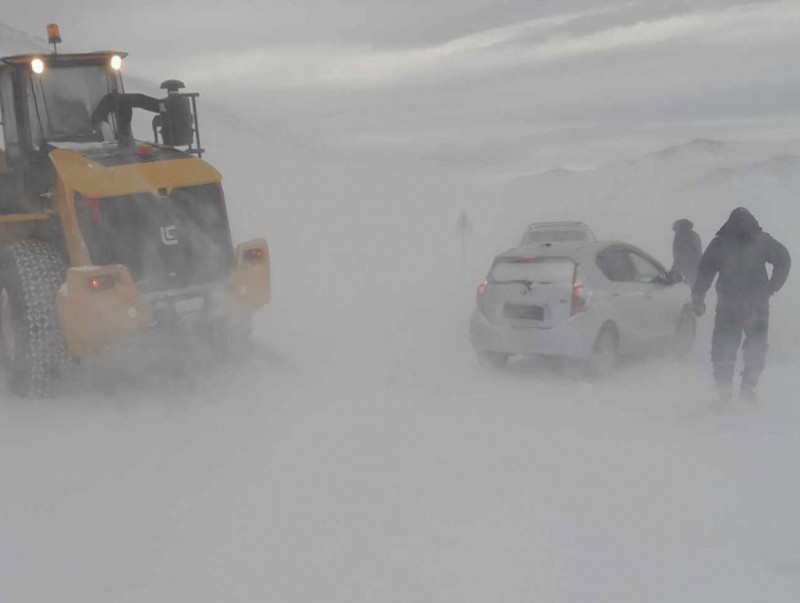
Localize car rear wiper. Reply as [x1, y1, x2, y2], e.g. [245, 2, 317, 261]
[504, 279, 533, 291]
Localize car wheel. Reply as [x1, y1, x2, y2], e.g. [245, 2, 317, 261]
[672, 308, 696, 358]
[476, 350, 508, 370]
[587, 327, 617, 379]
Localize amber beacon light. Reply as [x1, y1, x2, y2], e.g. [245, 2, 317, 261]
[47, 23, 62, 53]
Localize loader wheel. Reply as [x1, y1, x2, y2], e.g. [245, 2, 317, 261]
[0, 241, 67, 397]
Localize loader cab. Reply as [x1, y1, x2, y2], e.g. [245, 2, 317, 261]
[0, 51, 125, 212]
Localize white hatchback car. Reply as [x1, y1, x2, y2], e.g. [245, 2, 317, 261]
[470, 241, 696, 375]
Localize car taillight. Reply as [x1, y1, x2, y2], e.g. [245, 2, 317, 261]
[89, 274, 114, 291]
[476, 279, 489, 316]
[571, 269, 590, 315]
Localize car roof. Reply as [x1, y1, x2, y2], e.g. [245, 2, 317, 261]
[495, 240, 653, 263]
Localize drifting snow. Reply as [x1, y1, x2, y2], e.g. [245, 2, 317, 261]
[1, 108, 799, 603]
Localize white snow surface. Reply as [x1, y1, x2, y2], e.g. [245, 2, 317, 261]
[2, 124, 800, 602]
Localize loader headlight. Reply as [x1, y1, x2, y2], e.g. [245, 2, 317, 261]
[31, 58, 45, 75]
[110, 55, 123, 71]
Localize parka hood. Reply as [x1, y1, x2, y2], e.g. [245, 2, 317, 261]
[717, 207, 761, 239]
[673, 218, 694, 232]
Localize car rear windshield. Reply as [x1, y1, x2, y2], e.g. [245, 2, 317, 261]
[490, 258, 575, 284]
[521, 229, 590, 244]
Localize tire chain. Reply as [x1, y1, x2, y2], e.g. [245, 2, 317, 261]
[0, 241, 67, 397]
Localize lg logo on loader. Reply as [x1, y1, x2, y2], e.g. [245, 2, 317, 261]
[160, 225, 178, 246]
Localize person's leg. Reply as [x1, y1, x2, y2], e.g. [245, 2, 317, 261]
[741, 300, 770, 398]
[711, 300, 744, 400]
[684, 265, 698, 290]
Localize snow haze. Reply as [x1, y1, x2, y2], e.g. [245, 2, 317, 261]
[7, 1, 800, 172]
[2, 4, 800, 602]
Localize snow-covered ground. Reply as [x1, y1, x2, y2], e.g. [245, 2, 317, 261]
[3, 324, 800, 601]
[2, 104, 800, 601]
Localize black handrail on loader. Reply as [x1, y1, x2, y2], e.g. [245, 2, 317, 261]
[91, 87, 204, 156]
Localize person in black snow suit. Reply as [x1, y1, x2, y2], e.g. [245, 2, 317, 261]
[691, 208, 791, 401]
[672, 219, 702, 287]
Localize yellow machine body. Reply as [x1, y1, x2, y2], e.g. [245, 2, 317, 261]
[44, 148, 270, 356]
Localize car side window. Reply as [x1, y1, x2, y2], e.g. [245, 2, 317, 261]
[596, 248, 636, 282]
[628, 252, 665, 283]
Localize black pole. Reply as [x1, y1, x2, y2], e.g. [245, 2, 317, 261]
[190, 95, 202, 157]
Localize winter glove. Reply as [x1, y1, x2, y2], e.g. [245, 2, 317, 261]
[691, 298, 706, 317]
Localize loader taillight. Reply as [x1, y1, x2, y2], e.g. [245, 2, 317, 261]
[89, 274, 114, 291]
[243, 247, 265, 264]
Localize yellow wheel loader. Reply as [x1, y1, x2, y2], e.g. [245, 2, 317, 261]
[0, 27, 270, 396]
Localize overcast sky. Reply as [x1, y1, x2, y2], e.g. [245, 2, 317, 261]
[4, 0, 800, 175]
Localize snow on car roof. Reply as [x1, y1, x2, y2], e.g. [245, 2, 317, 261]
[525, 221, 591, 229]
[496, 240, 640, 262]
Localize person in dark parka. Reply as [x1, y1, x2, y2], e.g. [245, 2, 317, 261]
[672, 219, 703, 287]
[691, 208, 791, 400]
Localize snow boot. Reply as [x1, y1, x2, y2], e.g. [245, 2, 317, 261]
[740, 373, 759, 403]
[715, 380, 733, 404]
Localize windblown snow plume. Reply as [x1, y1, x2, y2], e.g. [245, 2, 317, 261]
[1, 6, 800, 602]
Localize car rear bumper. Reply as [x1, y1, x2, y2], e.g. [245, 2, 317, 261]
[469, 309, 595, 359]
[56, 239, 270, 357]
